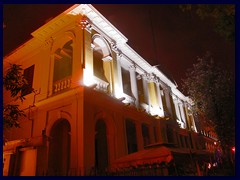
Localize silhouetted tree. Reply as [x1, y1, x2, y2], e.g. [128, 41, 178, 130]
[181, 52, 235, 166]
[180, 4, 235, 42]
[3, 64, 32, 132]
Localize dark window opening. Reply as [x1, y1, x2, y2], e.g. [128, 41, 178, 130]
[153, 126, 157, 143]
[48, 119, 71, 176]
[185, 136, 189, 148]
[93, 48, 108, 82]
[95, 120, 108, 171]
[180, 135, 185, 148]
[142, 123, 150, 147]
[53, 40, 73, 82]
[137, 75, 147, 104]
[22, 65, 34, 96]
[125, 119, 138, 154]
[166, 126, 174, 143]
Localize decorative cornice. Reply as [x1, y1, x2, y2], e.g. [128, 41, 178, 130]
[79, 15, 89, 29]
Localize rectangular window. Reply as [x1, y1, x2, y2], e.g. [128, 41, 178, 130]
[185, 136, 189, 148]
[166, 126, 174, 143]
[189, 134, 194, 149]
[125, 119, 138, 154]
[142, 123, 150, 147]
[22, 65, 34, 96]
[153, 126, 157, 143]
[180, 135, 185, 148]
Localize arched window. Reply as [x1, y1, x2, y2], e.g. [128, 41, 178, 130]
[92, 36, 112, 84]
[53, 40, 73, 82]
[48, 119, 71, 176]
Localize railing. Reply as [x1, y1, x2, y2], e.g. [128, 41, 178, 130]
[93, 76, 109, 93]
[89, 163, 169, 176]
[53, 77, 71, 94]
[38, 162, 199, 176]
[122, 94, 135, 105]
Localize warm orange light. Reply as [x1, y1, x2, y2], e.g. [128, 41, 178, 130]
[232, 147, 235, 153]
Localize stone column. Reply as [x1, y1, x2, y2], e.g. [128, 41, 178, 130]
[155, 79, 164, 117]
[142, 73, 150, 112]
[179, 101, 187, 129]
[129, 64, 139, 107]
[162, 86, 173, 118]
[114, 53, 124, 99]
[173, 96, 181, 123]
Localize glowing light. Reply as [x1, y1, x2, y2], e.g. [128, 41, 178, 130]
[214, 142, 217, 145]
[231, 147, 235, 153]
[150, 105, 160, 116]
[150, 105, 165, 117]
[177, 119, 185, 129]
[83, 69, 94, 86]
[208, 163, 211, 169]
[114, 83, 123, 99]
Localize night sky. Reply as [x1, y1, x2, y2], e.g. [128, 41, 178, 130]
[3, 4, 235, 92]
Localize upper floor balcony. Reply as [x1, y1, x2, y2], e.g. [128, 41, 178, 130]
[53, 76, 71, 94]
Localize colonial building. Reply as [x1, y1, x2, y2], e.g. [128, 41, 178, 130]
[3, 4, 218, 176]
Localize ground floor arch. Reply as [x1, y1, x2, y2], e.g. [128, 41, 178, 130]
[48, 119, 71, 175]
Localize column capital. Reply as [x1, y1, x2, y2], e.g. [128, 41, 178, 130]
[172, 94, 178, 101]
[110, 41, 119, 53]
[136, 74, 142, 80]
[78, 15, 92, 32]
[129, 64, 136, 71]
[142, 73, 156, 82]
[117, 52, 123, 58]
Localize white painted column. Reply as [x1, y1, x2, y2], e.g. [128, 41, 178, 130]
[142, 73, 150, 112]
[162, 86, 173, 118]
[129, 64, 139, 107]
[155, 80, 164, 117]
[179, 101, 187, 129]
[173, 96, 182, 124]
[186, 103, 198, 132]
[114, 53, 124, 99]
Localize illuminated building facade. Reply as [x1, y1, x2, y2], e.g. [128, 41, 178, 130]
[3, 4, 218, 176]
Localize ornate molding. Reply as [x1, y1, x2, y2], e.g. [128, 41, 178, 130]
[78, 15, 92, 32]
[110, 41, 119, 53]
[129, 64, 136, 71]
[43, 37, 54, 49]
[136, 74, 142, 80]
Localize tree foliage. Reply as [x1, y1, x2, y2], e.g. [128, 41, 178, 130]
[179, 4, 235, 42]
[181, 52, 235, 151]
[3, 63, 29, 130]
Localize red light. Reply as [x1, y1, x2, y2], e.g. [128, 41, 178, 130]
[231, 147, 235, 153]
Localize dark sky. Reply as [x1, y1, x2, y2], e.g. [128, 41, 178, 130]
[3, 4, 235, 91]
